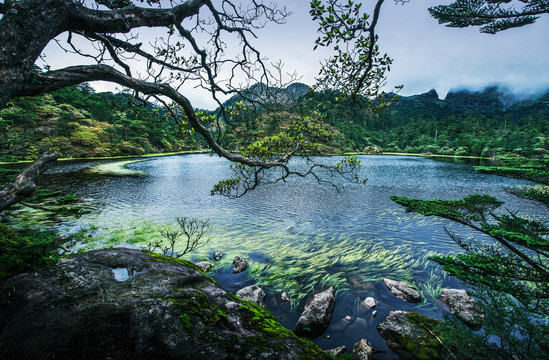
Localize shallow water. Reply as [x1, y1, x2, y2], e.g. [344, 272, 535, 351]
[26, 154, 549, 358]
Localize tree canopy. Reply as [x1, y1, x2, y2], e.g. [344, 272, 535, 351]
[429, 0, 549, 34]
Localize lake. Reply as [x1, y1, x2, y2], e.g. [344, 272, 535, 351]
[28, 154, 549, 358]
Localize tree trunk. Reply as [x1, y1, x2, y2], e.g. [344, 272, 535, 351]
[0, 152, 59, 212]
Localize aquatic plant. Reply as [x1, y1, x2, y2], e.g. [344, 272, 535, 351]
[150, 217, 212, 258]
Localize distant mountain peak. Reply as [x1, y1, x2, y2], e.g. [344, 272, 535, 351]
[420, 89, 439, 100]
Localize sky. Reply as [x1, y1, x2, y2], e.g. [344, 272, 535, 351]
[40, 0, 549, 109]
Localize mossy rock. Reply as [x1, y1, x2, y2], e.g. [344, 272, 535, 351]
[377, 311, 443, 360]
[0, 248, 329, 360]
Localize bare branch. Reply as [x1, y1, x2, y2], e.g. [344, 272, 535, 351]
[68, 0, 207, 33]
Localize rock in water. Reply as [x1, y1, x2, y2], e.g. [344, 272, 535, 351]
[232, 256, 249, 274]
[294, 287, 335, 338]
[352, 339, 374, 360]
[0, 248, 328, 360]
[194, 261, 213, 273]
[281, 292, 290, 303]
[325, 346, 346, 357]
[439, 288, 484, 329]
[236, 285, 266, 307]
[382, 278, 421, 303]
[213, 252, 223, 261]
[362, 297, 377, 308]
[378, 311, 442, 360]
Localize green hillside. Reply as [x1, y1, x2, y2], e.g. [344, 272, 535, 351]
[1, 83, 548, 161]
[0, 84, 199, 162]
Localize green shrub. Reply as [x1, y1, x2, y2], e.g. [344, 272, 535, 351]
[0, 224, 59, 282]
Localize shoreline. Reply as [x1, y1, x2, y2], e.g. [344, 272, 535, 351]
[0, 150, 494, 166]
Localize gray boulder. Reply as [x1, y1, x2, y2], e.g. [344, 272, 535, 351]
[294, 287, 335, 338]
[236, 285, 266, 307]
[194, 261, 213, 273]
[232, 256, 249, 274]
[352, 339, 374, 360]
[378, 311, 442, 360]
[0, 248, 329, 360]
[383, 278, 421, 303]
[439, 288, 484, 329]
[325, 346, 346, 357]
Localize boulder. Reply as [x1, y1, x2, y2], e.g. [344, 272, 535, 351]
[236, 285, 266, 307]
[232, 256, 249, 274]
[325, 346, 346, 357]
[194, 261, 213, 273]
[352, 339, 374, 360]
[213, 252, 223, 261]
[382, 279, 421, 303]
[377, 311, 442, 360]
[439, 289, 484, 329]
[294, 287, 335, 338]
[0, 248, 329, 360]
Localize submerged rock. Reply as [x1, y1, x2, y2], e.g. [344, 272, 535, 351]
[232, 256, 249, 274]
[383, 278, 421, 303]
[213, 252, 223, 261]
[236, 285, 266, 307]
[352, 339, 374, 360]
[194, 261, 214, 273]
[0, 248, 329, 360]
[362, 297, 377, 308]
[439, 288, 484, 329]
[378, 311, 442, 360]
[294, 287, 335, 338]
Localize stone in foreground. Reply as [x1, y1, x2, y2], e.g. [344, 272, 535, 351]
[377, 311, 442, 360]
[0, 248, 328, 360]
[439, 288, 484, 329]
[294, 287, 335, 338]
[382, 278, 421, 303]
[352, 339, 374, 360]
[236, 285, 266, 307]
[232, 256, 249, 274]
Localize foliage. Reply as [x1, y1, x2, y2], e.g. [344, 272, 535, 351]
[429, 0, 549, 34]
[475, 157, 549, 185]
[0, 85, 197, 160]
[148, 217, 211, 258]
[392, 194, 549, 359]
[0, 224, 59, 282]
[310, 0, 399, 103]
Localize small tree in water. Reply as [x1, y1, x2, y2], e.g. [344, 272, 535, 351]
[149, 217, 211, 258]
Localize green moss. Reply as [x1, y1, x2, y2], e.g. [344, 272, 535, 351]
[168, 290, 227, 328]
[389, 312, 442, 360]
[179, 313, 193, 333]
[238, 300, 294, 339]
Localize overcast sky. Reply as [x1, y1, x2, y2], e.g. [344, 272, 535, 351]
[41, 0, 549, 109]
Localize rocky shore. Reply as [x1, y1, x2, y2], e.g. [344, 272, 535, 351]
[0, 248, 484, 359]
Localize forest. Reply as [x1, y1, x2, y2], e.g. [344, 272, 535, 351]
[2, 83, 548, 162]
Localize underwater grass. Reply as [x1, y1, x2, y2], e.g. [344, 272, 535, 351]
[86, 159, 149, 176]
[70, 216, 448, 311]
